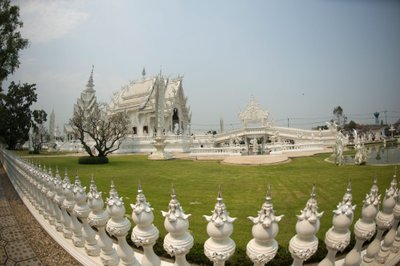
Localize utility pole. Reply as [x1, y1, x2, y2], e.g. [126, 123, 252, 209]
[384, 110, 388, 125]
[287, 117, 290, 128]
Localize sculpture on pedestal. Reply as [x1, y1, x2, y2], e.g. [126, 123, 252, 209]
[149, 73, 172, 160]
[353, 130, 367, 165]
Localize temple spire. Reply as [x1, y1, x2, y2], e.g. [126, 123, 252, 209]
[86, 65, 95, 92]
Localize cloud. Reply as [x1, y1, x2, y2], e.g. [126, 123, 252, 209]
[16, 0, 89, 44]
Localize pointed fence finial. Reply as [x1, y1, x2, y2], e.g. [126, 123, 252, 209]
[204, 187, 236, 264]
[266, 184, 272, 203]
[217, 184, 223, 203]
[138, 180, 142, 194]
[247, 186, 283, 264]
[311, 183, 316, 199]
[171, 184, 176, 199]
[109, 180, 119, 198]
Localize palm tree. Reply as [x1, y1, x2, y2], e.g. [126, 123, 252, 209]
[333, 106, 343, 125]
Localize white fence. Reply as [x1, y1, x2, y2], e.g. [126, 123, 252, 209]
[1, 148, 400, 266]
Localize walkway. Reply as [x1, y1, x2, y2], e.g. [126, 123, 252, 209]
[0, 164, 81, 266]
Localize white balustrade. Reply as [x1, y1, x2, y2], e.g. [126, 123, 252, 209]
[319, 182, 356, 266]
[1, 148, 400, 266]
[204, 189, 236, 266]
[53, 167, 66, 232]
[87, 177, 119, 265]
[363, 176, 398, 264]
[161, 187, 193, 266]
[73, 175, 100, 256]
[376, 173, 398, 264]
[106, 181, 140, 266]
[344, 179, 380, 266]
[289, 185, 323, 266]
[131, 183, 160, 266]
[246, 185, 283, 265]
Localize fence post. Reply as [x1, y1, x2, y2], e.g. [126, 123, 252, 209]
[246, 185, 283, 266]
[376, 173, 398, 264]
[204, 189, 236, 266]
[65, 174, 84, 247]
[161, 186, 193, 266]
[319, 182, 355, 266]
[344, 179, 380, 266]
[363, 177, 397, 264]
[106, 181, 140, 266]
[45, 167, 57, 225]
[131, 183, 161, 266]
[73, 175, 100, 256]
[53, 167, 66, 232]
[88, 177, 119, 265]
[289, 185, 323, 266]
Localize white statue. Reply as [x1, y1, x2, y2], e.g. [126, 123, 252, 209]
[334, 131, 345, 165]
[353, 130, 367, 165]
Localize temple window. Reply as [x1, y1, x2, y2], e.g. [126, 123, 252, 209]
[133, 127, 137, 135]
[143, 126, 148, 134]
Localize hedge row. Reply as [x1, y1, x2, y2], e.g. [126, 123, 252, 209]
[78, 156, 109, 164]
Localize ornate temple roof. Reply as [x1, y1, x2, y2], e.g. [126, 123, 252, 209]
[239, 97, 269, 127]
[109, 74, 188, 115]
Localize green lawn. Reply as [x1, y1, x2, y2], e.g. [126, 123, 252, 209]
[17, 152, 397, 263]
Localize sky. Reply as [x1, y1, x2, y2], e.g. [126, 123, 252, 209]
[7, 0, 400, 131]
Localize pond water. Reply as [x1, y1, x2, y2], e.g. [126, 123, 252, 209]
[344, 142, 400, 165]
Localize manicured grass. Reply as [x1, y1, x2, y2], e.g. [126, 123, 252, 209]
[19, 152, 397, 262]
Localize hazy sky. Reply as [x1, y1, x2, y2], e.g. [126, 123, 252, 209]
[7, 0, 400, 131]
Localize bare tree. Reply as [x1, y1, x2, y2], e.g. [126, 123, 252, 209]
[333, 106, 343, 126]
[31, 109, 48, 154]
[70, 102, 129, 157]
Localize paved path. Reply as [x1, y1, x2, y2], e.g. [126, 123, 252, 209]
[0, 164, 81, 266]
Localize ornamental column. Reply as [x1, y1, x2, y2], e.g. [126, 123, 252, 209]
[88, 177, 119, 265]
[363, 177, 397, 264]
[53, 167, 66, 232]
[73, 176, 100, 256]
[319, 182, 356, 266]
[246, 185, 283, 265]
[67, 175, 84, 247]
[162, 186, 193, 266]
[106, 181, 139, 266]
[131, 183, 160, 266]
[45, 167, 57, 225]
[204, 189, 236, 266]
[289, 185, 324, 266]
[344, 179, 380, 266]
[376, 173, 398, 264]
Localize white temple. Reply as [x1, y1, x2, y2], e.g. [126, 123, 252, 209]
[108, 70, 191, 137]
[60, 68, 337, 155]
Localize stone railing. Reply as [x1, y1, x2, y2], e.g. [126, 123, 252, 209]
[267, 142, 324, 154]
[191, 147, 243, 156]
[1, 148, 400, 266]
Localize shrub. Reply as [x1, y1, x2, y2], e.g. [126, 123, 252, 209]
[78, 156, 109, 164]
